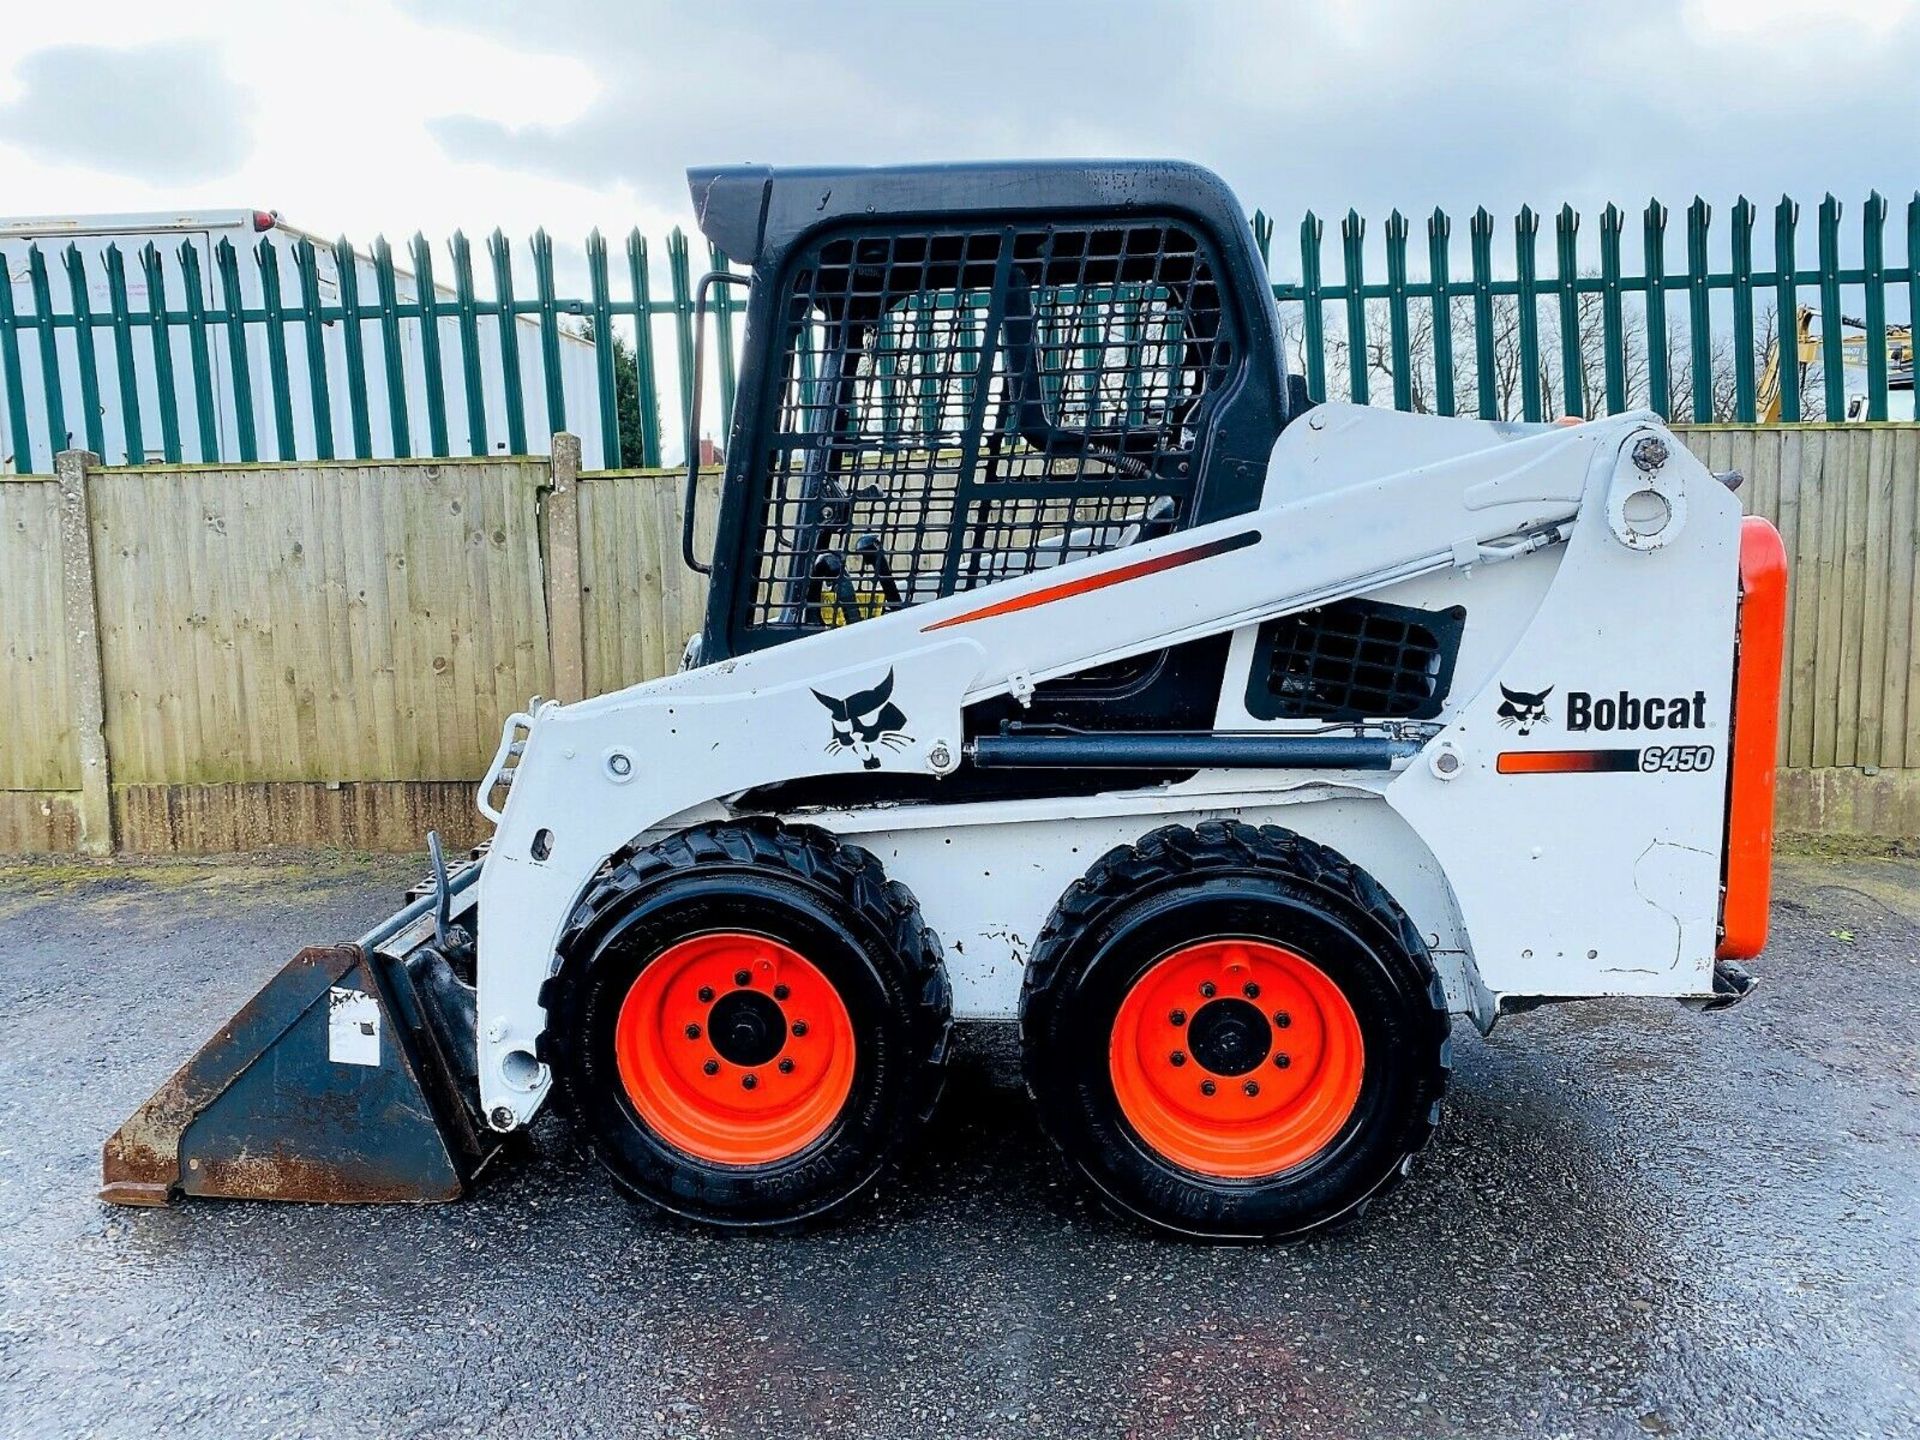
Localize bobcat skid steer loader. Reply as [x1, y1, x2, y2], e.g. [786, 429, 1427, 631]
[103, 161, 1788, 1240]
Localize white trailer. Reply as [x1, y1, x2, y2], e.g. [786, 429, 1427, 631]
[0, 209, 604, 473]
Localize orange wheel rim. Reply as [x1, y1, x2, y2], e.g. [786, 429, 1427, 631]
[614, 932, 857, 1166]
[1109, 939, 1364, 1179]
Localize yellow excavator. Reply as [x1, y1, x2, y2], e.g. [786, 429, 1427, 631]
[1758, 306, 1916, 421]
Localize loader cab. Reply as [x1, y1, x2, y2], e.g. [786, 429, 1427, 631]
[689, 161, 1293, 695]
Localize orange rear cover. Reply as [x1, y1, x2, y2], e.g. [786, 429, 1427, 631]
[1719, 518, 1789, 960]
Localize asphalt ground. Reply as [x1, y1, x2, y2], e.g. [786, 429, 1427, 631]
[0, 851, 1914, 1439]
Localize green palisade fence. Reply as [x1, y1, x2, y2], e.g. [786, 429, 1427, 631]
[1, 193, 1915, 476]
[0, 224, 746, 474]
[1256, 192, 1918, 427]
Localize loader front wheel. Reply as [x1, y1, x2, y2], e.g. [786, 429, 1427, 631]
[1021, 821, 1451, 1241]
[542, 819, 950, 1231]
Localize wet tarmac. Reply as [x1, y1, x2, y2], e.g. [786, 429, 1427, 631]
[0, 852, 1915, 1439]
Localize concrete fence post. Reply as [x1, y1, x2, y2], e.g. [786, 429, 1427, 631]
[544, 433, 588, 704]
[53, 449, 113, 855]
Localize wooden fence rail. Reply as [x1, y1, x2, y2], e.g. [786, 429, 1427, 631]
[1, 424, 1915, 852]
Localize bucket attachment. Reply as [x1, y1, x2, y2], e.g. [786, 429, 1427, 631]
[101, 938, 502, 1206]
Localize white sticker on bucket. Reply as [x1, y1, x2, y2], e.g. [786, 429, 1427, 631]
[328, 986, 381, 1067]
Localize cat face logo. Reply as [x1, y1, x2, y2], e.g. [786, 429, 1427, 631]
[1497, 683, 1554, 736]
[813, 669, 910, 770]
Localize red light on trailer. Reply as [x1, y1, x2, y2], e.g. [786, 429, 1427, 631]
[251, 210, 278, 232]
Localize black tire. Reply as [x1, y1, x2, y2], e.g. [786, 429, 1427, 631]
[1020, 820, 1450, 1241]
[539, 818, 951, 1231]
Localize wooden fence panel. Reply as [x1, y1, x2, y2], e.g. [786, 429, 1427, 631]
[1676, 424, 1920, 787]
[577, 470, 719, 696]
[0, 479, 76, 793]
[7, 428, 1919, 851]
[88, 458, 552, 788]
[0, 476, 80, 849]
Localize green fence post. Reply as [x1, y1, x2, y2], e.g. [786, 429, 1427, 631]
[1340, 210, 1369, 404]
[586, 229, 620, 465]
[1816, 195, 1844, 421]
[1298, 212, 1327, 403]
[62, 245, 106, 456]
[215, 239, 258, 461]
[26, 246, 68, 457]
[0, 254, 34, 471]
[1428, 208, 1456, 417]
[1598, 204, 1627, 414]
[1861, 192, 1889, 422]
[1730, 198, 1757, 422]
[1119, 287, 1143, 424]
[488, 229, 528, 455]
[409, 233, 450, 457]
[176, 242, 220, 461]
[922, 297, 945, 434]
[1384, 211, 1413, 411]
[450, 231, 489, 456]
[1909, 196, 1920, 418]
[878, 309, 901, 443]
[1469, 208, 1497, 419]
[710, 243, 739, 434]
[104, 245, 145, 464]
[1514, 207, 1543, 422]
[626, 230, 662, 468]
[1251, 210, 1273, 268]
[372, 236, 411, 458]
[1773, 197, 1800, 423]
[331, 237, 373, 458]
[293, 237, 336, 460]
[531, 229, 567, 439]
[1685, 198, 1713, 422]
[668, 229, 695, 460]
[140, 244, 183, 463]
[1644, 200, 1671, 420]
[255, 236, 299, 459]
[1554, 204, 1582, 418]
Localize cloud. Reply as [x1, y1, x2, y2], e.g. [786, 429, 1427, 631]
[405, 0, 1920, 251]
[0, 0, 1914, 284]
[0, 41, 254, 184]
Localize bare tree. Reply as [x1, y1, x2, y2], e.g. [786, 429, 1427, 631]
[1285, 281, 1770, 426]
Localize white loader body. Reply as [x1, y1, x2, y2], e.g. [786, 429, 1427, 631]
[471, 404, 1743, 1130]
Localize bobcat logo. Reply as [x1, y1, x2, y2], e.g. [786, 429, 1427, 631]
[813, 669, 910, 770]
[1497, 683, 1554, 736]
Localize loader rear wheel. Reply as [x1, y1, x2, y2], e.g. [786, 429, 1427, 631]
[542, 819, 951, 1231]
[1021, 821, 1451, 1241]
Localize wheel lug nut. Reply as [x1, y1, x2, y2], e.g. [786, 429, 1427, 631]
[778, 1058, 795, 1074]
[1199, 981, 1216, 998]
[1273, 1011, 1292, 1029]
[1170, 1051, 1187, 1067]
[1169, 1009, 1186, 1027]
[1243, 981, 1261, 999]
[703, 1059, 719, 1076]
[1274, 1052, 1291, 1069]
[1200, 1079, 1217, 1096]
[734, 970, 751, 987]
[791, 1020, 809, 1037]
[697, 986, 714, 1003]
[1243, 1080, 1260, 1097]
[684, 1023, 701, 1040]
[742, 1073, 758, 1090]
[773, 984, 790, 1001]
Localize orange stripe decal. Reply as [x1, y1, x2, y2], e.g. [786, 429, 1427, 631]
[1497, 749, 1642, 774]
[921, 531, 1260, 632]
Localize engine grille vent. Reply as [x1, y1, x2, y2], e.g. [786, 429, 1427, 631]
[1247, 599, 1466, 723]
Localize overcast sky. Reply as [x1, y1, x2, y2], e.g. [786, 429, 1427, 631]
[2, 0, 1915, 282]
